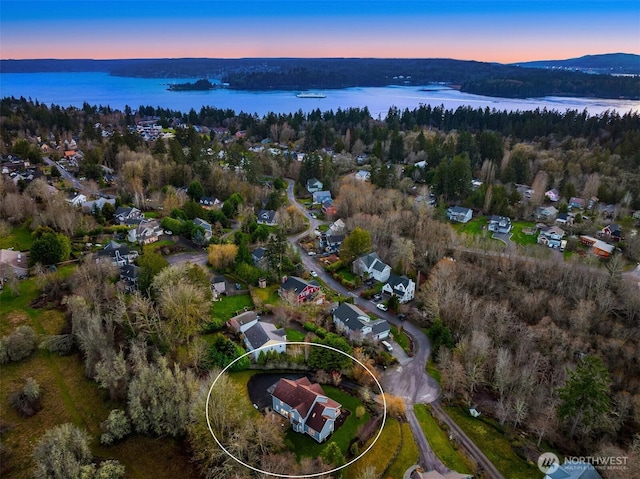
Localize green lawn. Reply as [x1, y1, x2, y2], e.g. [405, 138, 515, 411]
[285, 328, 305, 342]
[211, 293, 254, 324]
[443, 405, 538, 479]
[414, 404, 474, 474]
[511, 221, 538, 246]
[0, 223, 33, 251]
[452, 217, 485, 236]
[251, 284, 281, 307]
[143, 212, 159, 218]
[344, 417, 401, 479]
[385, 421, 420, 479]
[335, 267, 357, 283]
[318, 224, 329, 232]
[390, 326, 410, 352]
[284, 386, 370, 460]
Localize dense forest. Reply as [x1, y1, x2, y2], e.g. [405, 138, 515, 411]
[2, 56, 639, 99]
[1, 96, 640, 478]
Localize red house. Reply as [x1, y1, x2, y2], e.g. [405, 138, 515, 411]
[279, 276, 323, 304]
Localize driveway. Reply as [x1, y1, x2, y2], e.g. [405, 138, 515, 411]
[166, 250, 208, 268]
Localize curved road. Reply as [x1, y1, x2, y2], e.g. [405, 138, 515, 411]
[285, 181, 506, 476]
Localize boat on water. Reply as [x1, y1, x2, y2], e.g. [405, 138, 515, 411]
[296, 92, 326, 98]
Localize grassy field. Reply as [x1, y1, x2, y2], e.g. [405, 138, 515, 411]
[1, 275, 199, 479]
[444, 405, 538, 479]
[511, 221, 538, 246]
[0, 223, 33, 251]
[452, 217, 486, 236]
[344, 417, 401, 479]
[284, 385, 370, 460]
[384, 421, 420, 479]
[251, 284, 281, 306]
[211, 293, 254, 324]
[414, 404, 474, 474]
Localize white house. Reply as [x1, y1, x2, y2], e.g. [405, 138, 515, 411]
[382, 275, 416, 303]
[446, 206, 472, 223]
[306, 178, 323, 193]
[352, 252, 391, 283]
[243, 321, 287, 361]
[127, 219, 163, 245]
[66, 192, 87, 207]
[332, 302, 390, 341]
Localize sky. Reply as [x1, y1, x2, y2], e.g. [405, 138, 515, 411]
[1, 0, 639, 63]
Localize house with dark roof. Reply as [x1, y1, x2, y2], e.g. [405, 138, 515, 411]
[257, 209, 277, 226]
[113, 206, 141, 224]
[382, 275, 416, 303]
[119, 264, 140, 292]
[252, 247, 267, 267]
[321, 198, 337, 217]
[332, 302, 390, 341]
[199, 196, 221, 210]
[279, 276, 323, 305]
[320, 233, 345, 253]
[243, 321, 287, 361]
[306, 178, 323, 193]
[352, 252, 391, 283]
[601, 223, 622, 242]
[97, 241, 136, 267]
[488, 215, 512, 234]
[271, 377, 341, 443]
[446, 206, 472, 224]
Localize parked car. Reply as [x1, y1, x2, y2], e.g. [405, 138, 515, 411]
[376, 303, 388, 312]
[397, 314, 406, 321]
[310, 271, 318, 278]
[308, 251, 316, 256]
[372, 293, 382, 301]
[235, 283, 242, 290]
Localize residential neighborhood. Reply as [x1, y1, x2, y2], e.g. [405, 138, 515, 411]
[1, 96, 637, 479]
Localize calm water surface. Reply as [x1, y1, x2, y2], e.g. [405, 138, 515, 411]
[1, 72, 637, 117]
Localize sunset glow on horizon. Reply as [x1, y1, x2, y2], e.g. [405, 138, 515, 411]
[1, 1, 638, 63]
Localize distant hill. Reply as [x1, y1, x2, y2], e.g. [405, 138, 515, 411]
[512, 53, 640, 75]
[2, 57, 638, 99]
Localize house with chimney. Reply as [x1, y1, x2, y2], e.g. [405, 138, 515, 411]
[271, 377, 341, 443]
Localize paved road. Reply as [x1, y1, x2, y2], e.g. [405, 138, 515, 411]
[44, 156, 83, 190]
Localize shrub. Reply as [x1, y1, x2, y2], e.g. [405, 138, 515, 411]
[3, 326, 38, 362]
[100, 409, 131, 445]
[32, 423, 92, 479]
[10, 377, 42, 417]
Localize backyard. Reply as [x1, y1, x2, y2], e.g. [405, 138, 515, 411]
[210, 292, 254, 327]
[0, 223, 33, 251]
[284, 385, 370, 460]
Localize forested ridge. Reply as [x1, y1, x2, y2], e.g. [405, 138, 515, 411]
[2, 57, 638, 99]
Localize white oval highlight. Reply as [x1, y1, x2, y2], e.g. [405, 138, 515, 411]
[206, 341, 387, 478]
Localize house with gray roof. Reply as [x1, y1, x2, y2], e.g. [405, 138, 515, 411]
[257, 209, 277, 226]
[446, 206, 472, 223]
[332, 302, 390, 341]
[279, 276, 323, 304]
[113, 206, 141, 224]
[382, 275, 416, 303]
[306, 178, 323, 193]
[243, 321, 287, 361]
[352, 252, 391, 283]
[312, 190, 332, 205]
[488, 215, 512, 234]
